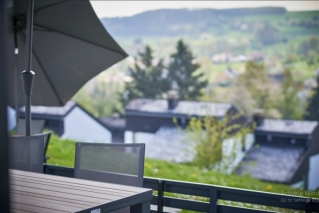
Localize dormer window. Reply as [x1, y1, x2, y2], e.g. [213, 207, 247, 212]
[267, 134, 272, 142]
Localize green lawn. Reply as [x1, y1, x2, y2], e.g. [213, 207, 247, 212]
[46, 133, 319, 212]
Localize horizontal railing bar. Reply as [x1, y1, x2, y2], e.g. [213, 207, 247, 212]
[143, 178, 158, 190]
[165, 181, 210, 197]
[219, 190, 310, 211]
[151, 195, 157, 205]
[218, 204, 276, 213]
[44, 165, 319, 212]
[163, 197, 209, 212]
[150, 177, 319, 211]
[44, 164, 74, 177]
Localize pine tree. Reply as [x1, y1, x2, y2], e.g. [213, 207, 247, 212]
[168, 40, 207, 100]
[304, 77, 319, 121]
[121, 45, 170, 106]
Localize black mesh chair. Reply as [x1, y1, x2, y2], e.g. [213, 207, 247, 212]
[74, 143, 145, 213]
[16, 118, 45, 135]
[9, 134, 48, 173]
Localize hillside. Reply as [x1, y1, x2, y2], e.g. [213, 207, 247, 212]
[101, 7, 319, 38]
[100, 7, 319, 60]
[72, 7, 319, 119]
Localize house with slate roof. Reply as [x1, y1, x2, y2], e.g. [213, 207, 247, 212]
[7, 106, 16, 132]
[124, 97, 249, 170]
[99, 117, 125, 143]
[19, 101, 112, 143]
[125, 97, 319, 190]
[125, 98, 247, 134]
[236, 117, 319, 190]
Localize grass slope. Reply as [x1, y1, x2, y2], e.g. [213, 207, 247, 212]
[47, 133, 316, 195]
[47, 133, 319, 212]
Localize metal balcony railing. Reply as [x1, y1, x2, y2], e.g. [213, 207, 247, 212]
[44, 164, 319, 213]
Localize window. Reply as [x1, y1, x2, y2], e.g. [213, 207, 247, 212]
[290, 139, 296, 145]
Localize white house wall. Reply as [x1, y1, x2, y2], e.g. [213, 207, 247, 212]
[308, 153, 319, 190]
[7, 106, 16, 131]
[125, 131, 154, 144]
[62, 106, 111, 143]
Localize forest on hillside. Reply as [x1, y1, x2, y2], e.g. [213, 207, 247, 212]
[73, 7, 319, 121]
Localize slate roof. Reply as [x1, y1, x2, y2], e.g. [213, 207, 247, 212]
[236, 145, 305, 183]
[144, 125, 193, 163]
[20, 101, 76, 117]
[144, 125, 255, 170]
[126, 98, 232, 117]
[256, 118, 318, 135]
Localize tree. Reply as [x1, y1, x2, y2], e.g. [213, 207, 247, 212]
[256, 24, 280, 46]
[279, 68, 304, 120]
[304, 77, 319, 121]
[168, 40, 208, 100]
[73, 79, 124, 117]
[184, 112, 253, 172]
[230, 85, 256, 117]
[91, 79, 123, 117]
[122, 45, 170, 106]
[235, 61, 278, 117]
[72, 88, 95, 115]
[298, 37, 319, 56]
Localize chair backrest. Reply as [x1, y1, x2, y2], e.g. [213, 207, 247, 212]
[8, 134, 46, 173]
[33, 131, 52, 161]
[16, 119, 45, 135]
[74, 143, 145, 187]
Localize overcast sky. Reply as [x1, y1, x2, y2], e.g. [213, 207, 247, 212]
[90, 1, 319, 18]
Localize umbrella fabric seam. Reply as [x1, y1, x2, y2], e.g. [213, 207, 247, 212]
[33, 1, 71, 14]
[13, 0, 71, 18]
[19, 31, 64, 106]
[14, 0, 127, 57]
[33, 23, 128, 58]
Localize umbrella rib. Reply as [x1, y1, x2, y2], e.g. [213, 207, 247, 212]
[19, 32, 64, 106]
[14, 1, 69, 19]
[33, 23, 128, 58]
[33, 1, 71, 13]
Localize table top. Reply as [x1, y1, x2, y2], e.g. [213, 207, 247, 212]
[9, 169, 152, 213]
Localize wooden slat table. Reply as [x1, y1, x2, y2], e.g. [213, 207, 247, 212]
[9, 170, 153, 213]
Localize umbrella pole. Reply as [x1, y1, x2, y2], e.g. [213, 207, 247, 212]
[21, 0, 35, 136]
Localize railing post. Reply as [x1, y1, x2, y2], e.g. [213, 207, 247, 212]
[157, 179, 164, 213]
[209, 188, 218, 213]
[305, 198, 312, 213]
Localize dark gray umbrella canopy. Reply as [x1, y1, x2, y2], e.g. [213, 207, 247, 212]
[7, 0, 127, 107]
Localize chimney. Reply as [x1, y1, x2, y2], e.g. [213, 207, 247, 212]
[167, 91, 179, 110]
[253, 109, 264, 127]
[167, 81, 179, 110]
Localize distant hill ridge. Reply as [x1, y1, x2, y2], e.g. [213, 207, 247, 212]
[101, 7, 287, 37]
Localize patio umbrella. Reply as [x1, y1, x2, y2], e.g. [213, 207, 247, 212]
[7, 0, 128, 135]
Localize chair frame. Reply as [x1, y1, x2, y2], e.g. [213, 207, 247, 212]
[74, 142, 145, 187]
[33, 131, 52, 164]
